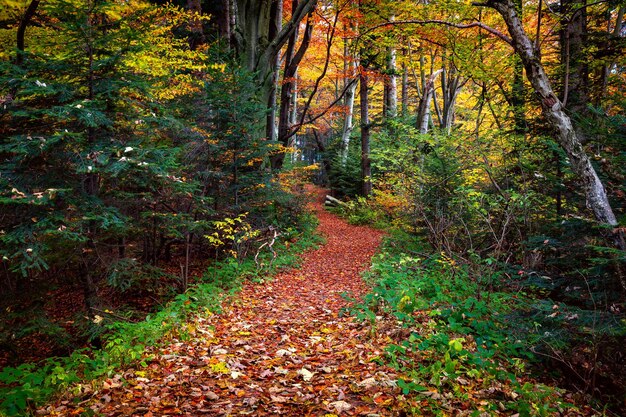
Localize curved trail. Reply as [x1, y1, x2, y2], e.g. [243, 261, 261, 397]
[43, 188, 410, 416]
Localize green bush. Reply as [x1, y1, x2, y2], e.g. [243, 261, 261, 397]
[350, 231, 596, 415]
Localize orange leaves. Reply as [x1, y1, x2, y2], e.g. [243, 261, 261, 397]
[39, 186, 411, 416]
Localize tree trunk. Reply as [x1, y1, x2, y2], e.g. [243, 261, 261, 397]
[484, 0, 620, 232]
[272, 5, 314, 170]
[16, 0, 40, 66]
[559, 0, 589, 116]
[266, 0, 283, 142]
[416, 70, 442, 134]
[340, 30, 358, 165]
[360, 72, 372, 196]
[440, 65, 462, 133]
[232, 0, 318, 140]
[386, 43, 398, 118]
[512, 54, 526, 133]
[401, 55, 409, 117]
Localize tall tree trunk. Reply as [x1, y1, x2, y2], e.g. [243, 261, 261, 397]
[16, 0, 40, 66]
[483, 0, 620, 234]
[290, 70, 298, 154]
[401, 53, 409, 117]
[559, 0, 589, 117]
[440, 65, 462, 133]
[232, 0, 318, 141]
[512, 54, 526, 133]
[360, 72, 372, 196]
[511, 0, 526, 134]
[340, 29, 358, 165]
[2, 0, 40, 110]
[386, 43, 398, 118]
[340, 77, 358, 164]
[272, 6, 314, 170]
[416, 70, 442, 134]
[266, 0, 283, 142]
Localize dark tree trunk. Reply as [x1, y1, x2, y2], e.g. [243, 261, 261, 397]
[559, 0, 589, 117]
[16, 0, 40, 66]
[512, 54, 526, 133]
[231, 0, 318, 141]
[271, 5, 314, 170]
[266, 0, 283, 142]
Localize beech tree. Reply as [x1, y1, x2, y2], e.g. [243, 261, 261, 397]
[478, 0, 621, 238]
[215, 0, 318, 143]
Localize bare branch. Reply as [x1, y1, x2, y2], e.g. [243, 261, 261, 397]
[360, 19, 513, 46]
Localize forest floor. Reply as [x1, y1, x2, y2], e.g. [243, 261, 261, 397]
[39, 187, 417, 416]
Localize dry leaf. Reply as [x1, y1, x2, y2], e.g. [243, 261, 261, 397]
[298, 368, 315, 381]
[329, 400, 352, 413]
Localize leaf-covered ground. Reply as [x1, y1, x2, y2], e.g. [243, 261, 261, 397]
[39, 188, 414, 416]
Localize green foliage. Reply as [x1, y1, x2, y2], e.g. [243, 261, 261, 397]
[0, 214, 320, 416]
[0, 0, 210, 281]
[350, 231, 623, 414]
[327, 144, 362, 198]
[107, 258, 177, 294]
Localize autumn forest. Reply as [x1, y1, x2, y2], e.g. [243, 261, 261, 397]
[0, 0, 625, 415]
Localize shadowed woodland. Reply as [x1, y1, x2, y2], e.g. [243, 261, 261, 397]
[0, 0, 625, 415]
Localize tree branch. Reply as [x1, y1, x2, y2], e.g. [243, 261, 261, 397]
[16, 0, 40, 66]
[360, 19, 512, 46]
[283, 77, 358, 142]
[259, 0, 318, 70]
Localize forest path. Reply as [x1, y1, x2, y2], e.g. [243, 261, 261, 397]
[43, 186, 412, 416]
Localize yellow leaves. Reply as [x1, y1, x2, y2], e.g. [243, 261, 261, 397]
[208, 63, 227, 73]
[205, 213, 259, 260]
[209, 361, 229, 374]
[397, 295, 412, 312]
[276, 163, 319, 191]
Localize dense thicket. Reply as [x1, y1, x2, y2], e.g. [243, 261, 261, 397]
[0, 0, 310, 368]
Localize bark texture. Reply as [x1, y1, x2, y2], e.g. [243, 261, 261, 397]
[483, 0, 618, 228]
[340, 31, 358, 165]
[416, 70, 442, 134]
[360, 72, 372, 196]
[231, 0, 318, 142]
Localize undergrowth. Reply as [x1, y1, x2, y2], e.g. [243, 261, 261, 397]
[0, 215, 321, 417]
[350, 230, 624, 416]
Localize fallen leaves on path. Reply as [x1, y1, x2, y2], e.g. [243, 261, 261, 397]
[39, 187, 413, 416]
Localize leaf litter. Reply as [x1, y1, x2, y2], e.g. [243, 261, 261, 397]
[38, 187, 413, 416]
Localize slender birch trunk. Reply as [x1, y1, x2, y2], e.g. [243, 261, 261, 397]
[340, 39, 358, 165]
[416, 70, 442, 134]
[360, 72, 372, 196]
[483, 0, 620, 232]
